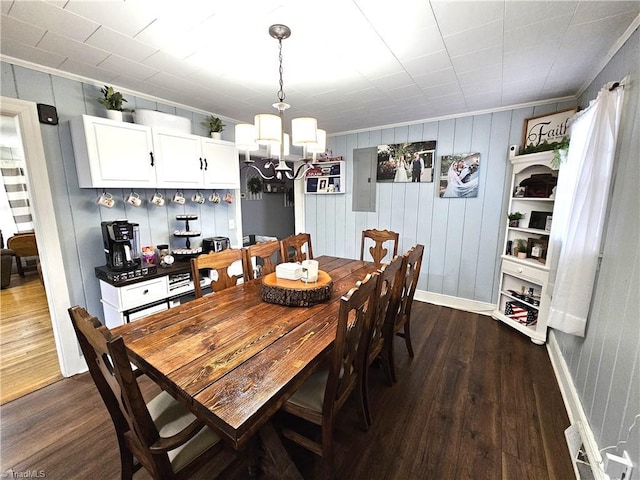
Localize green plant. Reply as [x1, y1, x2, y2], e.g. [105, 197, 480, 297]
[551, 136, 570, 169]
[514, 239, 527, 254]
[508, 212, 524, 221]
[247, 177, 263, 194]
[203, 115, 225, 133]
[97, 85, 127, 111]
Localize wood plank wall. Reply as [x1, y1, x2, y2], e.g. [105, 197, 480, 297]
[553, 28, 640, 469]
[304, 102, 575, 304]
[1, 61, 239, 323]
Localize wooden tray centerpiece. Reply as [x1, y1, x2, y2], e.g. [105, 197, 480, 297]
[261, 271, 333, 307]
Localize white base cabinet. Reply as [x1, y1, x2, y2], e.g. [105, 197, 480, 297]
[492, 151, 559, 344]
[99, 276, 170, 328]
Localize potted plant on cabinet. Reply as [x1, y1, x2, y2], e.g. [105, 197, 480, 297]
[97, 85, 127, 121]
[508, 212, 524, 227]
[203, 115, 225, 139]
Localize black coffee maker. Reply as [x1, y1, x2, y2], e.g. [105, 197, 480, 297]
[101, 220, 140, 271]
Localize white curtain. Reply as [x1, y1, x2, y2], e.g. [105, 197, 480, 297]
[547, 81, 625, 336]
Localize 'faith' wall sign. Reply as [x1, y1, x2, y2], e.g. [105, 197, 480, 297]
[522, 108, 577, 153]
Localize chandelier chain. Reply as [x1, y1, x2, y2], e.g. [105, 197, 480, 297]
[277, 38, 285, 103]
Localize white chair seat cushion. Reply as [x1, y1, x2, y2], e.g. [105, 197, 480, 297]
[147, 390, 222, 472]
[286, 367, 329, 413]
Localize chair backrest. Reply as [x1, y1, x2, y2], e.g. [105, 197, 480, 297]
[243, 241, 281, 280]
[360, 229, 399, 264]
[7, 232, 38, 257]
[280, 233, 313, 263]
[191, 248, 244, 297]
[68, 306, 172, 477]
[324, 272, 379, 418]
[395, 244, 424, 330]
[367, 255, 405, 365]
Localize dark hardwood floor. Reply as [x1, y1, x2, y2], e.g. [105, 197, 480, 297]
[0, 302, 575, 479]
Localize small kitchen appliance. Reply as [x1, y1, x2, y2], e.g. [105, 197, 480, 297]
[202, 236, 230, 253]
[101, 220, 141, 271]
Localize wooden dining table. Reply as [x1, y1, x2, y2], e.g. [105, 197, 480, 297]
[112, 255, 379, 477]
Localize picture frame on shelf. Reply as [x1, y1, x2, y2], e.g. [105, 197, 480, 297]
[527, 237, 549, 263]
[318, 179, 328, 192]
[528, 211, 553, 230]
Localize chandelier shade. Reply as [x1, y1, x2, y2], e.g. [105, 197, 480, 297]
[236, 24, 326, 181]
[307, 129, 326, 154]
[235, 123, 258, 151]
[270, 133, 290, 157]
[254, 113, 281, 144]
[291, 117, 318, 146]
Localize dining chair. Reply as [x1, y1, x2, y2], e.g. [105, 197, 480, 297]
[7, 232, 38, 277]
[280, 232, 313, 263]
[242, 240, 281, 281]
[384, 244, 424, 383]
[67, 306, 240, 480]
[279, 272, 379, 478]
[360, 229, 399, 264]
[360, 255, 405, 428]
[190, 248, 244, 298]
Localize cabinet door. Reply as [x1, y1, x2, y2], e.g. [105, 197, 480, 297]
[153, 130, 204, 189]
[72, 115, 155, 188]
[201, 138, 240, 189]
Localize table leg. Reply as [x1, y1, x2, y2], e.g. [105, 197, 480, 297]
[258, 422, 303, 480]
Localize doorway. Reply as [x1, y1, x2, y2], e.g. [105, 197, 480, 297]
[239, 162, 295, 240]
[0, 114, 62, 403]
[0, 97, 83, 387]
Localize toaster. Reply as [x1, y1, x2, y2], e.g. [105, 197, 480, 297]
[202, 236, 230, 253]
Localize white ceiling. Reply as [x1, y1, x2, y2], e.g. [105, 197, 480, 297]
[1, 0, 638, 134]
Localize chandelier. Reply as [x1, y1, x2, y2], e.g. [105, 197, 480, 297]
[236, 24, 326, 181]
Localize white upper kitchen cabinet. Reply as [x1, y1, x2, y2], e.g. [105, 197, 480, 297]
[152, 130, 204, 189]
[201, 137, 240, 189]
[153, 131, 239, 189]
[70, 115, 156, 188]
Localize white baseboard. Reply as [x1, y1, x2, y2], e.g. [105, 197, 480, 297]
[547, 331, 606, 480]
[414, 289, 496, 316]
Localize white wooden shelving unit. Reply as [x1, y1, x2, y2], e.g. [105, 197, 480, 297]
[492, 151, 560, 344]
[304, 160, 345, 194]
